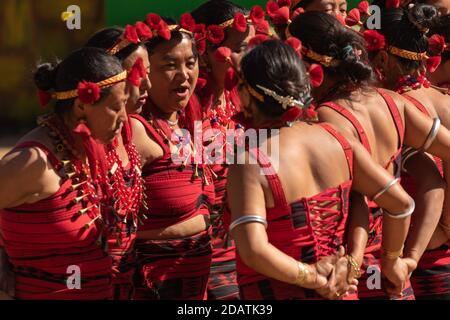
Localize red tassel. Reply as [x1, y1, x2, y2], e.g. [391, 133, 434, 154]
[346, 8, 362, 27]
[196, 77, 207, 90]
[309, 64, 324, 88]
[428, 34, 446, 54]
[135, 22, 153, 41]
[266, 1, 280, 17]
[291, 8, 305, 19]
[233, 12, 248, 33]
[155, 21, 171, 40]
[278, 0, 291, 7]
[249, 34, 269, 48]
[124, 25, 139, 44]
[305, 106, 318, 119]
[363, 30, 386, 51]
[335, 14, 347, 26]
[180, 13, 196, 32]
[281, 107, 302, 123]
[146, 13, 162, 29]
[37, 89, 52, 107]
[193, 24, 207, 55]
[285, 37, 302, 57]
[254, 20, 270, 35]
[426, 55, 441, 73]
[271, 7, 290, 25]
[207, 25, 225, 45]
[358, 1, 370, 15]
[224, 67, 239, 91]
[214, 47, 232, 64]
[250, 5, 265, 23]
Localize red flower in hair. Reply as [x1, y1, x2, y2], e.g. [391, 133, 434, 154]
[37, 89, 52, 107]
[250, 5, 265, 23]
[309, 64, 324, 88]
[147, 13, 162, 29]
[346, 8, 362, 27]
[266, 1, 280, 17]
[335, 14, 346, 25]
[428, 34, 446, 54]
[207, 25, 225, 45]
[426, 55, 441, 73]
[214, 47, 232, 64]
[125, 25, 139, 44]
[224, 68, 239, 91]
[358, 1, 370, 16]
[271, 7, 290, 25]
[193, 24, 207, 54]
[254, 19, 270, 35]
[249, 34, 269, 48]
[233, 12, 248, 33]
[155, 21, 171, 40]
[285, 37, 302, 57]
[78, 81, 101, 105]
[386, 0, 400, 9]
[291, 7, 305, 19]
[278, 0, 291, 7]
[180, 13, 196, 32]
[363, 30, 385, 51]
[135, 21, 153, 41]
[281, 107, 302, 123]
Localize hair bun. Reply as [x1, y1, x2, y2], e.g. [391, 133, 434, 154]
[407, 3, 438, 34]
[34, 62, 57, 91]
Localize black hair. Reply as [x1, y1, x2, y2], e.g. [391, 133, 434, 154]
[374, 4, 439, 71]
[429, 14, 450, 63]
[289, 11, 373, 88]
[145, 17, 198, 58]
[240, 40, 310, 118]
[85, 27, 143, 62]
[191, 0, 249, 46]
[292, 0, 317, 11]
[34, 47, 124, 115]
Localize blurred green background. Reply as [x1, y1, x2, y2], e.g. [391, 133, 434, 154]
[0, 0, 359, 140]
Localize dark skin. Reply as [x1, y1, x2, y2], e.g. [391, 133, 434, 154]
[303, 0, 348, 19]
[228, 81, 416, 299]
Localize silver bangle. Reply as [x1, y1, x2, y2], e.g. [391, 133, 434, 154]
[229, 215, 268, 233]
[371, 178, 400, 201]
[400, 146, 419, 173]
[384, 199, 415, 219]
[421, 118, 441, 151]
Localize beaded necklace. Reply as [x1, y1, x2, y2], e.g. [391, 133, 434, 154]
[395, 74, 431, 94]
[104, 138, 146, 246]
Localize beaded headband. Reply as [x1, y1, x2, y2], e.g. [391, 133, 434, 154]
[387, 45, 429, 61]
[301, 47, 340, 67]
[53, 71, 128, 101]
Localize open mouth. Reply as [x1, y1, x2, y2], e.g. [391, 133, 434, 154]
[138, 94, 148, 104]
[173, 85, 190, 98]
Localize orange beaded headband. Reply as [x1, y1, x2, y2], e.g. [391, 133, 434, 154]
[387, 45, 429, 61]
[301, 47, 340, 67]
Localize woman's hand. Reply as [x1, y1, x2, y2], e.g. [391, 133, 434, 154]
[381, 257, 417, 298]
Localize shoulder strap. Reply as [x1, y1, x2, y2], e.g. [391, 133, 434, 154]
[318, 123, 354, 179]
[8, 141, 61, 170]
[402, 94, 431, 117]
[377, 88, 405, 169]
[130, 114, 170, 154]
[319, 102, 372, 155]
[248, 147, 289, 209]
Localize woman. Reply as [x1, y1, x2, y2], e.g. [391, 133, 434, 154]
[369, 7, 450, 299]
[129, 15, 213, 300]
[0, 47, 128, 299]
[85, 26, 152, 299]
[191, 0, 256, 300]
[289, 10, 450, 299]
[227, 39, 416, 300]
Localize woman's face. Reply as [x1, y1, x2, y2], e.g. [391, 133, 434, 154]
[426, 0, 450, 15]
[205, 25, 256, 89]
[304, 0, 347, 18]
[83, 81, 128, 144]
[123, 46, 151, 115]
[147, 35, 199, 115]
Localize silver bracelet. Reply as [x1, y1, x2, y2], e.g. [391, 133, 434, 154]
[400, 146, 419, 173]
[371, 178, 400, 201]
[384, 199, 415, 219]
[229, 215, 268, 233]
[421, 118, 441, 151]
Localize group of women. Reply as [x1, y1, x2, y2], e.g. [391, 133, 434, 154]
[0, 0, 449, 300]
